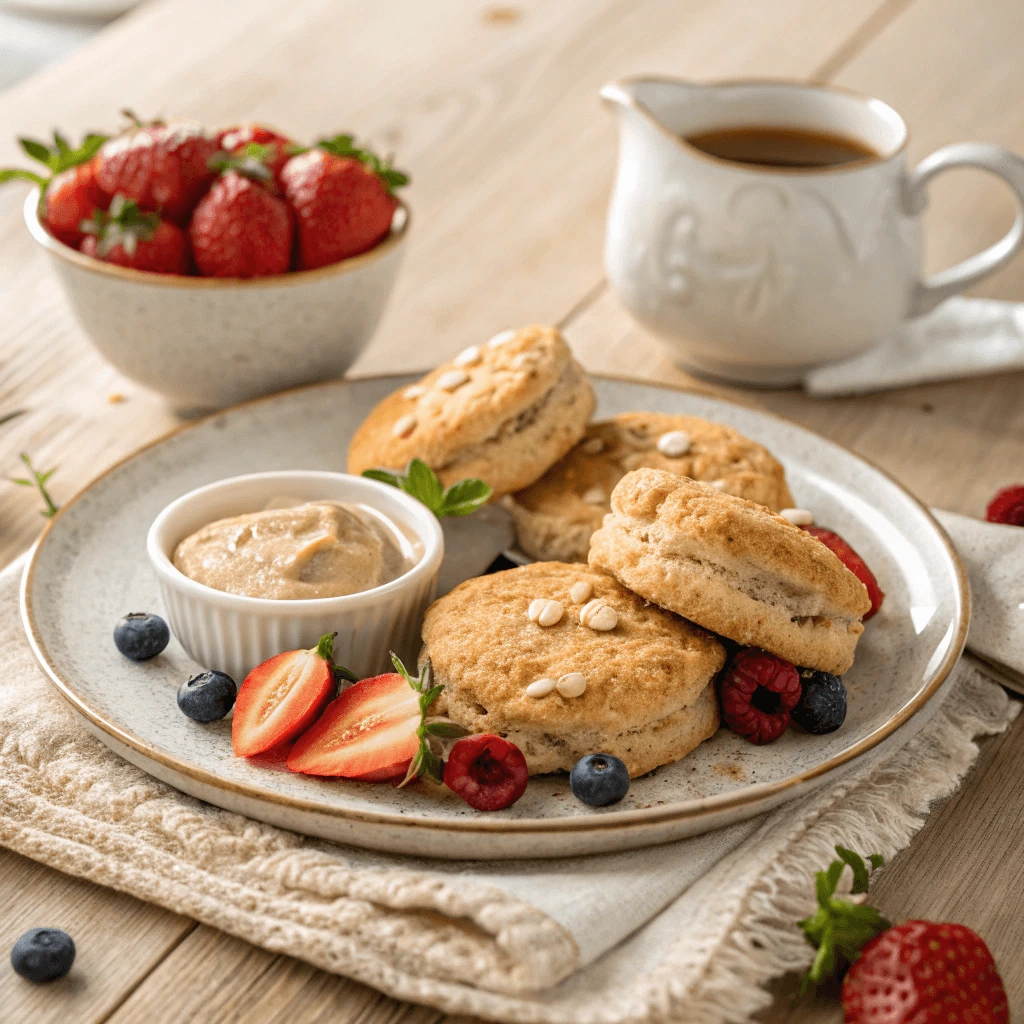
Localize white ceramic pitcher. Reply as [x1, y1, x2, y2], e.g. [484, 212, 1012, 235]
[601, 77, 1024, 386]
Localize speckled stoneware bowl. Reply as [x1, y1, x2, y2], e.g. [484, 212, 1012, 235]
[21, 376, 968, 860]
[24, 192, 408, 409]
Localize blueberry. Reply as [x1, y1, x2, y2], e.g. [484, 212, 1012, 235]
[570, 753, 630, 807]
[114, 613, 170, 661]
[11, 928, 75, 983]
[177, 671, 236, 722]
[792, 670, 847, 734]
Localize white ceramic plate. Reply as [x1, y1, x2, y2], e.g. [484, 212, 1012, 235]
[22, 377, 968, 859]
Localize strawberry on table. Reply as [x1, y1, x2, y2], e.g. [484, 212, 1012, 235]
[287, 655, 461, 783]
[216, 123, 293, 186]
[281, 134, 408, 270]
[79, 195, 189, 275]
[1, 131, 109, 246]
[189, 147, 293, 278]
[799, 847, 1008, 1023]
[95, 119, 218, 224]
[232, 633, 348, 758]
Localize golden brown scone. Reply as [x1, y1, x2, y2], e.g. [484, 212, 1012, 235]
[422, 562, 725, 777]
[347, 326, 595, 498]
[589, 469, 871, 675]
[506, 413, 794, 562]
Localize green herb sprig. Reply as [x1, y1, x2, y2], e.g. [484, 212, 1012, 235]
[391, 653, 467, 787]
[363, 459, 492, 518]
[798, 847, 889, 994]
[11, 452, 59, 518]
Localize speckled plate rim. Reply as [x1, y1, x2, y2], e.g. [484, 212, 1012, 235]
[20, 374, 970, 836]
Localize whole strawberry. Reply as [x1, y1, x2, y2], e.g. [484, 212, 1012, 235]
[1, 131, 109, 246]
[799, 848, 1008, 1024]
[216, 123, 293, 186]
[844, 920, 1008, 1024]
[281, 134, 407, 270]
[189, 149, 292, 278]
[80, 195, 189, 275]
[986, 484, 1024, 526]
[96, 119, 218, 223]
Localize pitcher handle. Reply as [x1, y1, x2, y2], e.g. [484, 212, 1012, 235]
[905, 143, 1024, 317]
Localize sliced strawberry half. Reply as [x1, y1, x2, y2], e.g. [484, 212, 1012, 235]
[286, 656, 456, 781]
[803, 526, 885, 621]
[232, 633, 342, 758]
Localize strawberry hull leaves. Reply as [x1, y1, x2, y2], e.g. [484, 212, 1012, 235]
[312, 134, 409, 193]
[798, 847, 890, 994]
[1, 131, 108, 188]
[363, 459, 492, 518]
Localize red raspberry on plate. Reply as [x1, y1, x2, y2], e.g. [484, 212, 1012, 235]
[803, 526, 884, 620]
[444, 733, 528, 811]
[986, 484, 1024, 526]
[719, 648, 801, 744]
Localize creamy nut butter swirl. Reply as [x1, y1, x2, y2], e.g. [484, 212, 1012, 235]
[173, 501, 413, 600]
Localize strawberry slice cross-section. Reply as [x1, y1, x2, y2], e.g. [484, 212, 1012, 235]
[232, 633, 350, 758]
[286, 655, 463, 782]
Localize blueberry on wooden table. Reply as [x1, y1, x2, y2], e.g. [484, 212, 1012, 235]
[113, 612, 170, 661]
[792, 670, 847, 734]
[10, 928, 75, 983]
[570, 753, 630, 806]
[177, 670, 236, 722]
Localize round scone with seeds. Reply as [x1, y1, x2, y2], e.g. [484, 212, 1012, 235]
[589, 468, 871, 675]
[347, 325, 595, 498]
[421, 562, 725, 778]
[506, 412, 794, 562]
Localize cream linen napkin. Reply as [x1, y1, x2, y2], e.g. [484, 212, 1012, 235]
[0, 553, 1018, 1024]
[803, 297, 1024, 396]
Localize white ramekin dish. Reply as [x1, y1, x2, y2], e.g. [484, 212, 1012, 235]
[24, 192, 408, 410]
[147, 471, 443, 683]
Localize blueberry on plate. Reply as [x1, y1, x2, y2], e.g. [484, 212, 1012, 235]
[11, 928, 75, 983]
[177, 671, 236, 722]
[570, 753, 630, 807]
[792, 670, 847, 734]
[113, 613, 170, 661]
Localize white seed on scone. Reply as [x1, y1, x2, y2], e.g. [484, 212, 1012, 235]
[582, 486, 606, 505]
[780, 508, 814, 526]
[512, 351, 540, 370]
[526, 677, 556, 698]
[436, 369, 470, 391]
[657, 430, 692, 457]
[454, 345, 482, 367]
[579, 599, 618, 631]
[487, 329, 517, 348]
[581, 437, 605, 455]
[402, 384, 427, 400]
[568, 580, 592, 604]
[528, 598, 564, 627]
[556, 672, 587, 698]
[392, 414, 417, 438]
[710, 479, 728, 489]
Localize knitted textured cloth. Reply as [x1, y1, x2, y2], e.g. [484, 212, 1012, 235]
[0, 555, 1016, 1023]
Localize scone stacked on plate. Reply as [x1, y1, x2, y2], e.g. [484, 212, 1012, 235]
[347, 325, 595, 498]
[589, 468, 872, 675]
[422, 563, 725, 777]
[506, 412, 794, 562]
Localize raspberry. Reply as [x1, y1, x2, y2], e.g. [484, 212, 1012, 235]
[719, 648, 801, 744]
[443, 734, 529, 811]
[803, 526, 884, 620]
[986, 485, 1024, 526]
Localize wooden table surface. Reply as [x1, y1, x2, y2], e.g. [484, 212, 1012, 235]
[2, 1, 1023, 1021]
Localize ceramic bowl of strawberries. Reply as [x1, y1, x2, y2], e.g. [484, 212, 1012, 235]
[9, 119, 409, 409]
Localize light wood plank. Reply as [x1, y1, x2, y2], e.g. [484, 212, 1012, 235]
[102, 924, 443, 1024]
[0, 849, 193, 1024]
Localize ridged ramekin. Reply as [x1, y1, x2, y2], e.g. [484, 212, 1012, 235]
[147, 471, 443, 683]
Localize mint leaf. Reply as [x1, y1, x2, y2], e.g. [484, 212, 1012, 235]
[362, 468, 404, 488]
[404, 458, 444, 512]
[439, 477, 492, 516]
